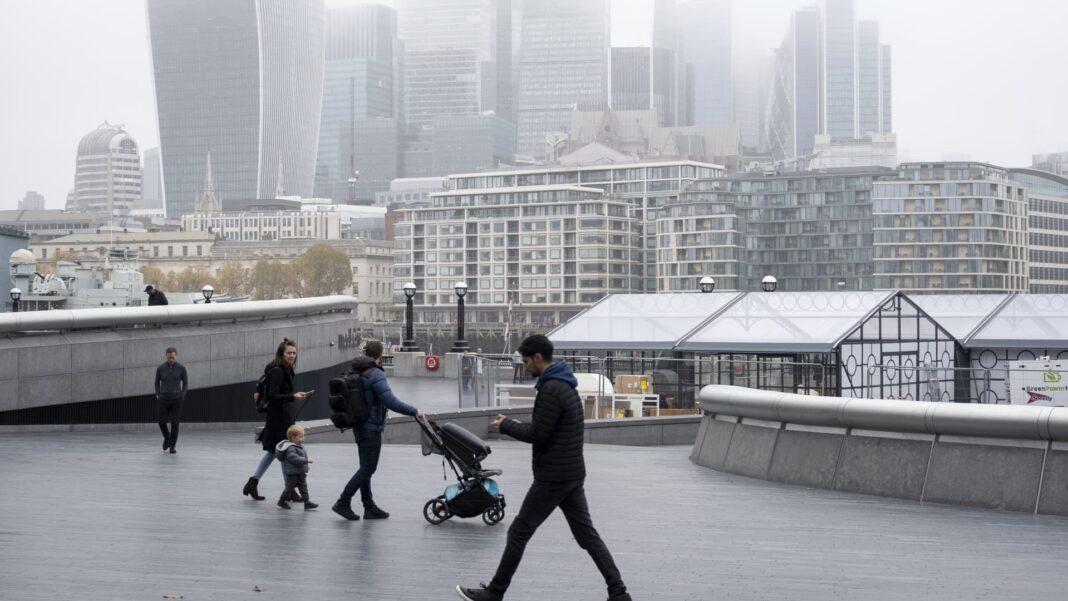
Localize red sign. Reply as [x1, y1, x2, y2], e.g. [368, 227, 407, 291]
[425, 355, 440, 370]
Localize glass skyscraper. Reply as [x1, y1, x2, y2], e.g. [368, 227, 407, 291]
[147, 0, 325, 217]
[765, 7, 821, 161]
[316, 3, 400, 202]
[610, 47, 677, 127]
[677, 0, 732, 126]
[516, 0, 610, 159]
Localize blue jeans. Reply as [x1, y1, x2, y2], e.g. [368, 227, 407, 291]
[337, 430, 382, 509]
[252, 450, 280, 481]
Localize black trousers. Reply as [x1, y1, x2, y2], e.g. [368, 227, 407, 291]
[490, 479, 626, 597]
[157, 396, 182, 448]
[283, 473, 310, 503]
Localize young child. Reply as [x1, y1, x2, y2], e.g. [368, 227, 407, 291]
[275, 424, 317, 510]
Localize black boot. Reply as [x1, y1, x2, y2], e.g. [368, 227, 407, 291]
[277, 497, 291, 510]
[243, 477, 266, 501]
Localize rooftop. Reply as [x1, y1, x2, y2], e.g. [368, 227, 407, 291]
[3, 429, 1065, 600]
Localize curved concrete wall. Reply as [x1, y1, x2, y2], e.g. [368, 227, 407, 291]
[692, 385, 1068, 516]
[0, 297, 360, 425]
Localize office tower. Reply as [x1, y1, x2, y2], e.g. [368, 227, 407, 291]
[19, 192, 45, 211]
[1033, 152, 1068, 177]
[873, 163, 1029, 293]
[140, 147, 163, 209]
[822, 0, 855, 138]
[398, 0, 511, 128]
[147, 0, 325, 217]
[880, 45, 892, 133]
[516, 0, 609, 159]
[678, 0, 732, 126]
[317, 3, 401, 202]
[765, 7, 822, 161]
[67, 123, 141, 221]
[733, 47, 771, 150]
[611, 47, 676, 126]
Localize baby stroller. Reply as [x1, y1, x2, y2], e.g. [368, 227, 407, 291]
[416, 414, 506, 525]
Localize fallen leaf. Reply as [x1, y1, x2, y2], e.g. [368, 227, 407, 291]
[162, 595, 184, 600]
[254, 585, 264, 592]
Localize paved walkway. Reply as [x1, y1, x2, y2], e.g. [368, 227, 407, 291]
[2, 430, 1068, 600]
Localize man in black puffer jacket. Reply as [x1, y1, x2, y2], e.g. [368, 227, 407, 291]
[456, 334, 631, 601]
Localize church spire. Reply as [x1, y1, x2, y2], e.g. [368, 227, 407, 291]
[194, 150, 221, 213]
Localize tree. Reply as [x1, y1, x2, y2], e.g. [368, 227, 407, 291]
[249, 260, 300, 300]
[294, 243, 352, 297]
[140, 265, 165, 288]
[215, 261, 250, 296]
[173, 266, 217, 294]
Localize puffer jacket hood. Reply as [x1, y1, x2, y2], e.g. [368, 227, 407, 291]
[537, 360, 579, 389]
[351, 355, 377, 372]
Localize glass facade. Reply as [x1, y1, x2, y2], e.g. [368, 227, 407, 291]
[663, 168, 887, 292]
[873, 163, 1030, 293]
[315, 4, 399, 202]
[765, 7, 821, 161]
[516, 0, 609, 158]
[147, 0, 325, 217]
[823, 0, 856, 139]
[69, 125, 142, 221]
[678, 0, 731, 126]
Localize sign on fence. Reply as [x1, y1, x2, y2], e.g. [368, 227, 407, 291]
[1008, 360, 1068, 406]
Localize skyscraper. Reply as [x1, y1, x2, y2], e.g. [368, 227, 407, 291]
[611, 47, 677, 126]
[765, 7, 821, 161]
[823, 0, 855, 139]
[397, 0, 511, 128]
[140, 147, 163, 209]
[147, 0, 325, 217]
[66, 123, 141, 222]
[678, 0, 732, 126]
[316, 3, 400, 202]
[516, 0, 609, 159]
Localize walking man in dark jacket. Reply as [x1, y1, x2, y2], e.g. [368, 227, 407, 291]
[154, 347, 188, 453]
[456, 334, 631, 601]
[332, 340, 424, 521]
[145, 284, 169, 306]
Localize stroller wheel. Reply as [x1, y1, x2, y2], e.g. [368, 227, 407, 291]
[482, 505, 505, 526]
[423, 496, 450, 525]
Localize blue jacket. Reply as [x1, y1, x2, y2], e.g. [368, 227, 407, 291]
[275, 440, 310, 476]
[351, 355, 418, 432]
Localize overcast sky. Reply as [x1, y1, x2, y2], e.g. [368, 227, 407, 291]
[1, 0, 1066, 210]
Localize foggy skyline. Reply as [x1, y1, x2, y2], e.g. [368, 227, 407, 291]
[2, 0, 1066, 210]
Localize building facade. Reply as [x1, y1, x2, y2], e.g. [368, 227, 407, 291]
[678, 0, 731, 126]
[19, 192, 46, 211]
[181, 211, 342, 241]
[873, 163, 1029, 293]
[765, 7, 821, 161]
[516, 0, 610, 158]
[316, 3, 400, 202]
[1009, 168, 1068, 293]
[1033, 152, 1068, 177]
[66, 123, 142, 222]
[393, 185, 638, 327]
[147, 0, 325, 217]
[610, 47, 677, 127]
[0, 210, 99, 242]
[660, 167, 889, 293]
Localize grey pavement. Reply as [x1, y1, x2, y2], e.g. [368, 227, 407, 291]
[2, 430, 1068, 600]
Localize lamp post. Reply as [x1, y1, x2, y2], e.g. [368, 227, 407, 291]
[10, 287, 21, 313]
[450, 281, 469, 353]
[761, 275, 778, 292]
[698, 276, 716, 293]
[201, 284, 214, 304]
[400, 282, 419, 352]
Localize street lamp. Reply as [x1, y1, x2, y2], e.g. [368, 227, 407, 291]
[400, 282, 419, 352]
[9, 287, 21, 313]
[450, 281, 469, 353]
[698, 276, 716, 294]
[761, 275, 778, 292]
[201, 284, 214, 304]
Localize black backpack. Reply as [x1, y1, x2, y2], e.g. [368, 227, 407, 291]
[254, 367, 277, 413]
[328, 368, 373, 431]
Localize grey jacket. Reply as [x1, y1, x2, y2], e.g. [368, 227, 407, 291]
[275, 441, 310, 476]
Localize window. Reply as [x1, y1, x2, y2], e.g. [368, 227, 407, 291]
[167, 246, 173, 257]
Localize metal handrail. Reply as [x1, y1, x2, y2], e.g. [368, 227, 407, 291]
[0, 295, 358, 334]
[699, 385, 1068, 442]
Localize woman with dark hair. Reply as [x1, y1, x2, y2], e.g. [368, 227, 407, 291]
[242, 338, 310, 501]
